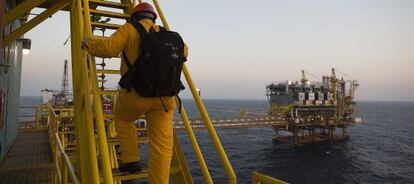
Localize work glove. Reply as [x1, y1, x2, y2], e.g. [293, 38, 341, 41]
[81, 37, 90, 50]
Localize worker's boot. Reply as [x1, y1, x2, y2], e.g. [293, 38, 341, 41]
[119, 161, 142, 174]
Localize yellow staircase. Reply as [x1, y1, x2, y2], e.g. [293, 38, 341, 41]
[3, 0, 285, 183]
[67, 0, 236, 183]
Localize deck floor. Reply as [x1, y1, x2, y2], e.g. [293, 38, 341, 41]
[0, 130, 52, 183]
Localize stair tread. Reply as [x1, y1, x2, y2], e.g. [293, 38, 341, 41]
[96, 69, 120, 74]
[111, 167, 181, 181]
[98, 90, 119, 95]
[107, 137, 149, 145]
[89, 9, 130, 19]
[89, 0, 129, 9]
[91, 21, 121, 30]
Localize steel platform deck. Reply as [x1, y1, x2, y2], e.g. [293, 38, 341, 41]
[0, 129, 52, 183]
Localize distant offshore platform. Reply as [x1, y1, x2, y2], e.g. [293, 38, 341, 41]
[266, 68, 360, 144]
[172, 68, 361, 145]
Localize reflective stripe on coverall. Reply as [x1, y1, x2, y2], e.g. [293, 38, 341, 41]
[85, 18, 188, 184]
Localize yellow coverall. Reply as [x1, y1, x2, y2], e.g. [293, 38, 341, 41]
[85, 18, 188, 184]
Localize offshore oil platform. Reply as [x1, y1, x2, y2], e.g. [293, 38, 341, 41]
[266, 69, 360, 144]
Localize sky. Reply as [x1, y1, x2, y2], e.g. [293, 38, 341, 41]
[20, 0, 414, 101]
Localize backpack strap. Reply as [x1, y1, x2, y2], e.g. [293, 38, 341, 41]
[131, 21, 157, 38]
[121, 22, 152, 69]
[158, 26, 167, 32]
[175, 95, 182, 114]
[121, 51, 132, 68]
[122, 21, 157, 68]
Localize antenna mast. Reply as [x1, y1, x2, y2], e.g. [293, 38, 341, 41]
[61, 59, 69, 97]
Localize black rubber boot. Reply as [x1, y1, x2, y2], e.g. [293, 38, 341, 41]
[119, 161, 142, 174]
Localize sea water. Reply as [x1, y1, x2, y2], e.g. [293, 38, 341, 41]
[19, 97, 414, 183]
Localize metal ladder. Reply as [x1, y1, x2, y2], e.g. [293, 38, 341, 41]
[3, 0, 236, 183]
[77, 0, 193, 183]
[69, 0, 236, 183]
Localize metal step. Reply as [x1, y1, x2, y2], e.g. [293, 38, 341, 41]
[111, 167, 181, 181]
[104, 113, 114, 118]
[89, 0, 129, 9]
[91, 21, 121, 30]
[89, 9, 130, 19]
[97, 79, 108, 83]
[96, 69, 120, 75]
[107, 137, 149, 146]
[112, 170, 148, 181]
[98, 90, 119, 95]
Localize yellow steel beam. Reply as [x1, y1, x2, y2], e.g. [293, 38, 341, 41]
[70, 0, 100, 183]
[170, 131, 194, 184]
[151, 0, 237, 183]
[91, 21, 121, 30]
[89, 0, 129, 9]
[55, 133, 81, 184]
[82, 0, 114, 183]
[3, 0, 46, 25]
[252, 172, 288, 184]
[69, 2, 86, 181]
[98, 90, 119, 95]
[89, 9, 130, 19]
[178, 104, 213, 183]
[77, 0, 103, 181]
[96, 69, 120, 74]
[112, 172, 148, 181]
[3, 0, 69, 46]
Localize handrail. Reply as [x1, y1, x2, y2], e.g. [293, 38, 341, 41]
[70, 0, 101, 183]
[252, 172, 288, 184]
[42, 103, 80, 184]
[55, 133, 81, 184]
[151, 0, 236, 183]
[178, 101, 213, 184]
[81, 0, 114, 183]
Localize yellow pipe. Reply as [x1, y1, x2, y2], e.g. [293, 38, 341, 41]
[87, 56, 115, 184]
[81, 0, 114, 182]
[72, 1, 89, 182]
[61, 133, 68, 184]
[56, 133, 81, 184]
[252, 172, 288, 184]
[78, 3, 102, 184]
[69, 2, 85, 180]
[70, 0, 100, 183]
[3, 0, 69, 46]
[179, 105, 213, 184]
[183, 65, 236, 184]
[3, 0, 46, 25]
[152, 0, 236, 183]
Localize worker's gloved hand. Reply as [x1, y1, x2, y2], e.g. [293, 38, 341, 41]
[81, 37, 90, 50]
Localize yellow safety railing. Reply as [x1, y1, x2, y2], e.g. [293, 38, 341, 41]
[54, 133, 81, 184]
[38, 104, 80, 184]
[81, 0, 114, 182]
[252, 172, 288, 184]
[69, 0, 235, 183]
[148, 0, 237, 183]
[6, 0, 290, 183]
[70, 0, 101, 183]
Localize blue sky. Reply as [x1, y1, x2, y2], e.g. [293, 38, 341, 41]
[21, 0, 414, 101]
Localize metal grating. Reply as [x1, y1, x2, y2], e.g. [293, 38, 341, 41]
[0, 130, 52, 183]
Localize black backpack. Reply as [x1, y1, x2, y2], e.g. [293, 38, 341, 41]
[119, 22, 186, 99]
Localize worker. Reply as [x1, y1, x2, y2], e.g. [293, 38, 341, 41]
[83, 2, 188, 184]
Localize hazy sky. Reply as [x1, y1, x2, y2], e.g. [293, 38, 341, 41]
[21, 0, 414, 101]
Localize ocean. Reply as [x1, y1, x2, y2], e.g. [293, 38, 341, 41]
[19, 97, 414, 183]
